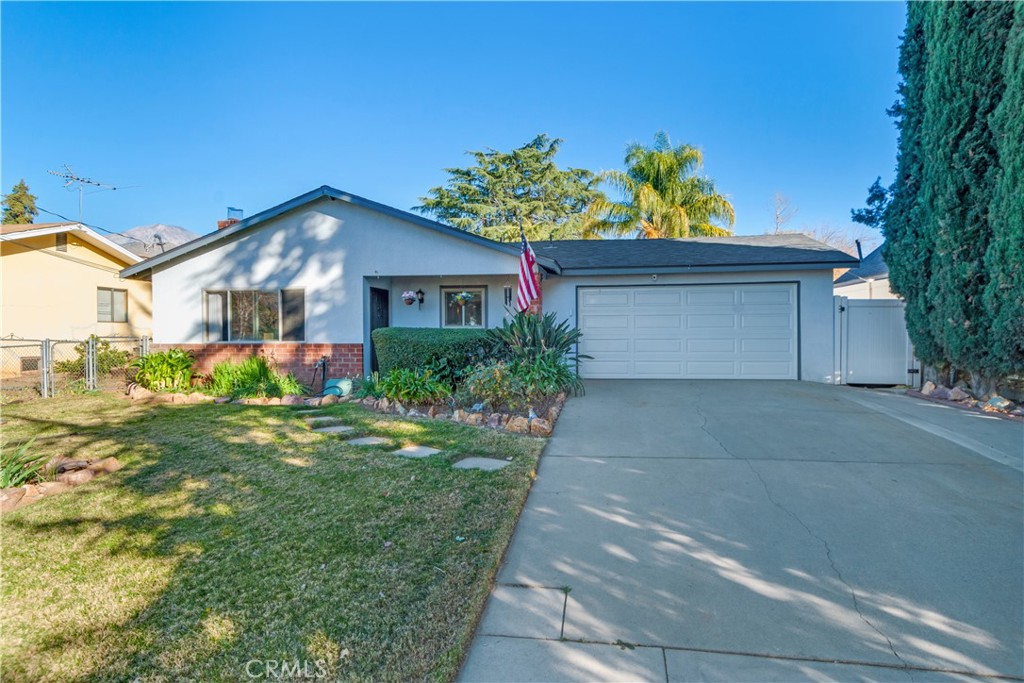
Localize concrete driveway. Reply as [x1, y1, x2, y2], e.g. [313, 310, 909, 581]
[459, 381, 1023, 682]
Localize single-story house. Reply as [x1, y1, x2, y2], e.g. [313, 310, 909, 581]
[1, 221, 153, 341]
[833, 244, 897, 300]
[121, 186, 858, 384]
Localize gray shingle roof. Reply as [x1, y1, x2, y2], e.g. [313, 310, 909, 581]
[533, 234, 858, 273]
[834, 244, 888, 285]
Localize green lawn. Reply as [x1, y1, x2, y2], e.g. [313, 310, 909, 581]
[0, 394, 544, 682]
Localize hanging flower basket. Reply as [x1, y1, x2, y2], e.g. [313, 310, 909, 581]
[401, 290, 417, 306]
[453, 291, 475, 307]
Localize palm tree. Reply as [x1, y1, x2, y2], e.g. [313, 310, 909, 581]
[587, 132, 735, 238]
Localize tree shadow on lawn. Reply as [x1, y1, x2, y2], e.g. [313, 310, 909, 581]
[1, 395, 543, 682]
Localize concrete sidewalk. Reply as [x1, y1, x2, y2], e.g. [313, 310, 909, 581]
[459, 381, 1023, 682]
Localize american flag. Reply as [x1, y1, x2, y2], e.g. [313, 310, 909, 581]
[516, 223, 540, 312]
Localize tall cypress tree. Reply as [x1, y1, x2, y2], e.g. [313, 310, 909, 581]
[922, 1, 1013, 374]
[1, 179, 39, 224]
[984, 5, 1024, 375]
[884, 3, 941, 364]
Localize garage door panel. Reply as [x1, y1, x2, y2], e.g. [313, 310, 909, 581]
[687, 338, 737, 353]
[687, 289, 736, 306]
[579, 284, 798, 380]
[687, 314, 737, 329]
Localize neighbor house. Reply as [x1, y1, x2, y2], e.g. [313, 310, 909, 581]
[1, 222, 153, 340]
[121, 186, 858, 384]
[833, 243, 897, 299]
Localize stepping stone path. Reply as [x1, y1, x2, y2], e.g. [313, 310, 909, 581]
[453, 457, 510, 472]
[392, 445, 442, 459]
[313, 425, 355, 435]
[305, 416, 340, 425]
[347, 436, 391, 446]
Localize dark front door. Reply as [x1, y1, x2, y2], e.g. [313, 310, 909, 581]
[369, 287, 390, 372]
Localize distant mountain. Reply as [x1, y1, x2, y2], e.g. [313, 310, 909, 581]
[111, 224, 200, 257]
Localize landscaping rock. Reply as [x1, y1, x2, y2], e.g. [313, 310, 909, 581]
[486, 413, 506, 429]
[35, 481, 71, 497]
[948, 387, 972, 402]
[56, 460, 89, 474]
[129, 384, 155, 400]
[304, 397, 323, 407]
[408, 409, 425, 418]
[987, 395, 1015, 411]
[0, 487, 26, 513]
[43, 455, 70, 474]
[464, 413, 484, 426]
[546, 405, 561, 424]
[214, 396, 232, 404]
[427, 405, 441, 418]
[392, 445, 441, 459]
[281, 394, 304, 406]
[530, 418, 553, 437]
[87, 457, 123, 474]
[453, 457, 510, 472]
[187, 393, 214, 404]
[921, 381, 937, 396]
[57, 469, 96, 486]
[378, 397, 391, 412]
[321, 394, 340, 406]
[506, 416, 531, 434]
[452, 409, 467, 423]
[395, 403, 407, 415]
[266, 397, 282, 406]
[930, 386, 951, 400]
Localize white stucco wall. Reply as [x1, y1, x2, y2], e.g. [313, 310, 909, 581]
[150, 198, 520, 344]
[389, 275, 518, 329]
[543, 269, 838, 383]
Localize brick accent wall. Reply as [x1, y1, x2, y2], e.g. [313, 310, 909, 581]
[150, 343, 364, 386]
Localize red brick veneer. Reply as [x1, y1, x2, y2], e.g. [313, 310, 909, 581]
[150, 343, 363, 386]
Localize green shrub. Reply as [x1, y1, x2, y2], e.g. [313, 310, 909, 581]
[488, 312, 589, 364]
[371, 327, 490, 376]
[464, 362, 526, 412]
[206, 356, 307, 399]
[379, 368, 451, 405]
[353, 372, 383, 399]
[1, 438, 44, 488]
[53, 336, 133, 375]
[511, 349, 585, 397]
[131, 349, 195, 392]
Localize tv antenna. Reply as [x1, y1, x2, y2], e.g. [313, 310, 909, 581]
[47, 164, 122, 222]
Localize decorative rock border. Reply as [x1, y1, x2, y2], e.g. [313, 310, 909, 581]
[913, 382, 1023, 421]
[353, 392, 567, 437]
[0, 456, 124, 513]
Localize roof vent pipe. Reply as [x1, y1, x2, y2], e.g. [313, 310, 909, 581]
[855, 239, 863, 261]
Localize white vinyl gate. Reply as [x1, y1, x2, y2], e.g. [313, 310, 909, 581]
[834, 297, 918, 386]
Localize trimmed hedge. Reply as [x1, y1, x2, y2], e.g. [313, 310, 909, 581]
[371, 327, 490, 376]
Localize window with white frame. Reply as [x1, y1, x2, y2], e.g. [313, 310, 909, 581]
[97, 287, 128, 322]
[441, 287, 486, 328]
[203, 290, 305, 342]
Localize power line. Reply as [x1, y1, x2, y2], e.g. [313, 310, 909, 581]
[34, 206, 150, 247]
[1, 236, 126, 275]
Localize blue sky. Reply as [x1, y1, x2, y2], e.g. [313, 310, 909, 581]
[2, 2, 905, 241]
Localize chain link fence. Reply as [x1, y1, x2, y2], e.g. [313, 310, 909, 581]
[1, 336, 149, 399]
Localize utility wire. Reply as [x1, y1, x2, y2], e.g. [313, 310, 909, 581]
[34, 206, 151, 248]
[1, 237, 127, 275]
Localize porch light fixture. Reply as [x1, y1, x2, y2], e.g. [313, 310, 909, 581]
[415, 289, 425, 307]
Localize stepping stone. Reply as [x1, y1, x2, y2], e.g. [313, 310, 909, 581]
[392, 445, 442, 459]
[305, 416, 339, 425]
[347, 436, 391, 446]
[453, 457, 510, 472]
[313, 425, 354, 435]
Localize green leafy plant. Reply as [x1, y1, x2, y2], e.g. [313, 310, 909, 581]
[488, 311, 589, 364]
[464, 362, 526, 413]
[206, 356, 307, 399]
[511, 349, 585, 398]
[379, 368, 451, 405]
[53, 336, 133, 375]
[353, 372, 383, 399]
[1, 438, 44, 488]
[371, 327, 490, 376]
[131, 349, 195, 392]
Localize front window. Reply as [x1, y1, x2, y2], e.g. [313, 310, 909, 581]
[204, 290, 305, 342]
[97, 288, 128, 323]
[442, 287, 486, 328]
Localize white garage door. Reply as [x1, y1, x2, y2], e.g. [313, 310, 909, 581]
[578, 284, 798, 379]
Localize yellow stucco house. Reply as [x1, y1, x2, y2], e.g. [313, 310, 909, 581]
[1, 222, 153, 341]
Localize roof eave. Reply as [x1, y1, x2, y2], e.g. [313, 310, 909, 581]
[554, 260, 858, 277]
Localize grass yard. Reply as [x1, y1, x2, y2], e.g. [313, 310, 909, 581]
[0, 394, 544, 682]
